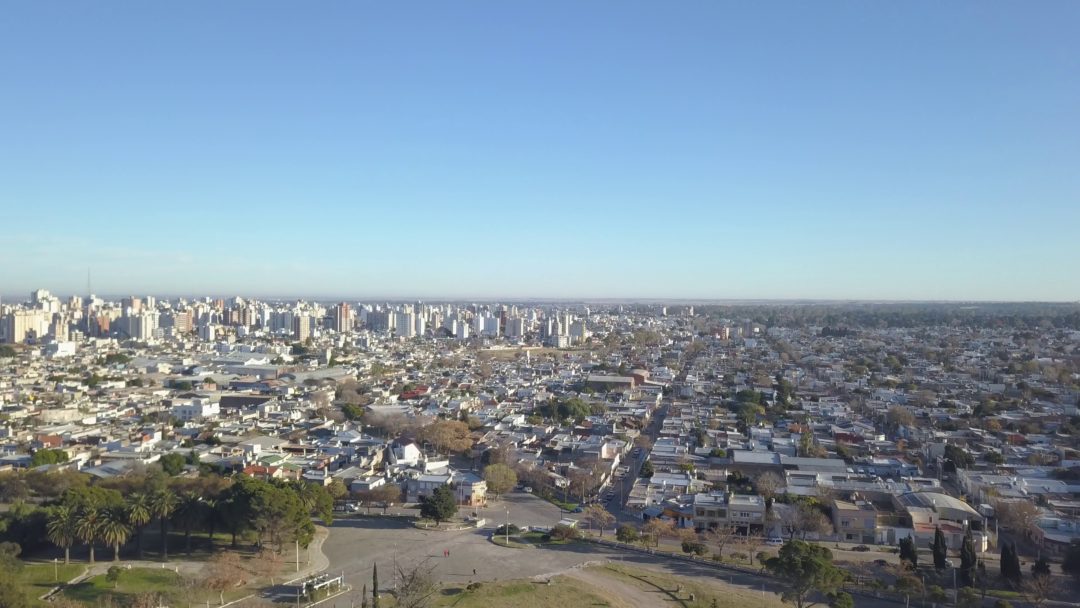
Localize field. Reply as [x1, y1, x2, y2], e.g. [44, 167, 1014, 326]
[434, 563, 787, 608]
[60, 567, 251, 606]
[10, 563, 86, 607]
[434, 576, 622, 608]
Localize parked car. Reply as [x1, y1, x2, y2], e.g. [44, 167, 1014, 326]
[766, 537, 784, 546]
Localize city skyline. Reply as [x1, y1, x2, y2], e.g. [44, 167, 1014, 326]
[2, 2, 1078, 300]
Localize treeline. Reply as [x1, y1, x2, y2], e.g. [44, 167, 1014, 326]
[0, 467, 338, 564]
[695, 303, 1080, 330]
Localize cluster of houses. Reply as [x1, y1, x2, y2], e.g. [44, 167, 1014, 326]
[3, 293, 1079, 561]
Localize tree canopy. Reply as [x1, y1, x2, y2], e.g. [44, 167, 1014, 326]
[765, 540, 846, 608]
[419, 485, 457, 524]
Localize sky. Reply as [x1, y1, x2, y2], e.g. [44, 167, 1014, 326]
[1, 2, 1078, 301]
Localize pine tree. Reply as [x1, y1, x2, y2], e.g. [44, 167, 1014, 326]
[361, 584, 368, 608]
[1005, 542, 1022, 587]
[899, 536, 918, 569]
[1000, 542, 1011, 580]
[372, 562, 380, 608]
[960, 529, 977, 586]
[932, 527, 948, 570]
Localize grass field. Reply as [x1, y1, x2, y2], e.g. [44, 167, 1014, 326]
[434, 577, 620, 608]
[60, 567, 251, 606]
[598, 563, 786, 608]
[11, 563, 86, 607]
[433, 563, 787, 608]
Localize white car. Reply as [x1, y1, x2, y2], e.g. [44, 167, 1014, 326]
[766, 537, 784, 546]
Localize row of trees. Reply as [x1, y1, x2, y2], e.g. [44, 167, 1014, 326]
[43, 475, 334, 564]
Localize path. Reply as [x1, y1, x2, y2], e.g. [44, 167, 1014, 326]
[563, 567, 660, 608]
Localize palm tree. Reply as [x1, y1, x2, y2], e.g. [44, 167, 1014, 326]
[127, 492, 152, 559]
[46, 504, 77, 564]
[203, 497, 218, 549]
[99, 506, 132, 562]
[149, 489, 178, 560]
[173, 491, 204, 556]
[75, 506, 103, 564]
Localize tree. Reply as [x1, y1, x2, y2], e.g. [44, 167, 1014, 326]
[372, 562, 380, 608]
[419, 485, 457, 524]
[764, 540, 846, 608]
[106, 565, 122, 588]
[642, 518, 674, 549]
[482, 464, 517, 498]
[960, 528, 977, 586]
[74, 506, 103, 563]
[753, 472, 784, 501]
[1063, 540, 1080, 581]
[708, 525, 740, 561]
[46, 504, 77, 564]
[944, 444, 975, 470]
[639, 459, 654, 478]
[31, 448, 69, 467]
[827, 591, 853, 608]
[742, 531, 766, 566]
[1022, 569, 1058, 608]
[248, 548, 284, 585]
[1031, 556, 1051, 578]
[159, 453, 186, 476]
[149, 489, 178, 560]
[393, 559, 437, 608]
[899, 535, 918, 569]
[932, 526, 948, 570]
[0, 576, 28, 608]
[126, 492, 152, 559]
[582, 504, 615, 537]
[418, 420, 473, 455]
[1000, 541, 1022, 587]
[994, 500, 1039, 537]
[173, 491, 204, 556]
[202, 551, 247, 605]
[99, 505, 132, 561]
[886, 406, 915, 433]
[780, 502, 832, 542]
[616, 524, 639, 544]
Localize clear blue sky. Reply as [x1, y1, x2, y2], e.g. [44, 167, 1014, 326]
[2, 2, 1077, 301]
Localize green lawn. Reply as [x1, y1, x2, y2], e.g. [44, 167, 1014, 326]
[11, 563, 86, 607]
[62, 568, 183, 604]
[60, 567, 252, 606]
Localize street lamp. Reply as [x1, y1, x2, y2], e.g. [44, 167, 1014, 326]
[505, 508, 510, 545]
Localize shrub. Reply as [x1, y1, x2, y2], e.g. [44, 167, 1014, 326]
[551, 524, 581, 541]
[681, 541, 707, 555]
[993, 601, 1013, 608]
[494, 524, 521, 536]
[466, 582, 483, 591]
[730, 551, 748, 562]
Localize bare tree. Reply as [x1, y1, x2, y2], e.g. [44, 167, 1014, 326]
[741, 531, 766, 566]
[707, 525, 741, 560]
[642, 518, 675, 549]
[201, 551, 247, 605]
[994, 499, 1039, 538]
[582, 504, 616, 537]
[778, 502, 832, 541]
[752, 472, 784, 501]
[394, 559, 438, 608]
[1022, 573, 1058, 608]
[247, 548, 284, 585]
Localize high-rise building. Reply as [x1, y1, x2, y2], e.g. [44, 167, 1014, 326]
[293, 315, 315, 341]
[333, 303, 352, 333]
